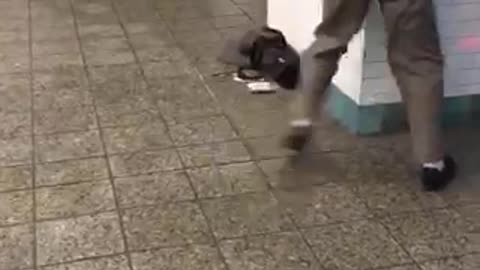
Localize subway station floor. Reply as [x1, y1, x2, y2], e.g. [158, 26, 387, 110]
[0, 0, 479, 269]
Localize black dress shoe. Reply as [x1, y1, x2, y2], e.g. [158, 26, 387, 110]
[421, 155, 457, 192]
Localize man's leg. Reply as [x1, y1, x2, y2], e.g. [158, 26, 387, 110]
[284, 0, 371, 150]
[381, 0, 456, 191]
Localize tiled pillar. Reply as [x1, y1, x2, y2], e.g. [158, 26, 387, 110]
[268, 0, 480, 135]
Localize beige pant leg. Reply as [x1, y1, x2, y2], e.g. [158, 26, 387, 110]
[290, 0, 371, 122]
[381, 0, 445, 163]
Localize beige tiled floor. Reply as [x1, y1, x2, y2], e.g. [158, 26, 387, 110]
[0, 0, 479, 269]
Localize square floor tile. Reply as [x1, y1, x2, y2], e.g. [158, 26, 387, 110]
[0, 112, 31, 139]
[33, 53, 83, 71]
[0, 225, 34, 270]
[455, 203, 480, 233]
[285, 183, 370, 228]
[382, 209, 476, 261]
[136, 44, 186, 64]
[39, 255, 130, 270]
[0, 136, 32, 166]
[0, 165, 32, 192]
[353, 176, 448, 216]
[159, 6, 207, 20]
[343, 162, 406, 192]
[247, 137, 296, 160]
[220, 232, 318, 270]
[0, 30, 28, 43]
[311, 128, 359, 152]
[420, 254, 480, 270]
[182, 42, 224, 62]
[33, 67, 88, 92]
[187, 162, 268, 198]
[175, 30, 223, 46]
[157, 97, 222, 124]
[0, 190, 33, 226]
[219, 94, 288, 115]
[88, 64, 144, 90]
[178, 141, 251, 168]
[0, 44, 29, 74]
[131, 244, 226, 270]
[303, 220, 412, 270]
[90, 64, 148, 94]
[32, 39, 80, 56]
[123, 22, 170, 37]
[167, 18, 214, 33]
[384, 266, 420, 270]
[229, 109, 289, 139]
[102, 122, 173, 154]
[149, 74, 209, 100]
[78, 23, 124, 39]
[34, 87, 92, 111]
[203, 76, 250, 100]
[194, 58, 236, 76]
[76, 13, 117, 29]
[35, 130, 103, 163]
[36, 181, 116, 220]
[201, 193, 293, 239]
[212, 15, 252, 29]
[127, 32, 174, 49]
[122, 202, 212, 250]
[109, 149, 182, 177]
[0, 74, 30, 114]
[31, 25, 76, 43]
[258, 153, 348, 190]
[257, 159, 294, 181]
[36, 157, 109, 187]
[34, 105, 98, 135]
[85, 50, 135, 66]
[259, 157, 328, 189]
[36, 212, 124, 265]
[115, 171, 195, 208]
[142, 58, 195, 81]
[97, 103, 159, 128]
[82, 37, 130, 52]
[169, 116, 237, 146]
[89, 65, 152, 108]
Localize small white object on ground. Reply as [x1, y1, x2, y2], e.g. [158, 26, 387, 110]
[247, 81, 279, 94]
[290, 119, 312, 127]
[423, 160, 445, 170]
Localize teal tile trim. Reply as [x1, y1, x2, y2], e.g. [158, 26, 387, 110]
[326, 85, 479, 135]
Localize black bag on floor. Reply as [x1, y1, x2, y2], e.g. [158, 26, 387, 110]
[219, 26, 300, 89]
[242, 27, 300, 89]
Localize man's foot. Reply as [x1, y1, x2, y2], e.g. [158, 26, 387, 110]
[421, 155, 457, 192]
[282, 122, 313, 152]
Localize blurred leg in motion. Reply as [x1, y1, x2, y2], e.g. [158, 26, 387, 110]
[284, 0, 370, 150]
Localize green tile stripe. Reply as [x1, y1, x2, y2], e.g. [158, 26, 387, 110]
[326, 85, 480, 135]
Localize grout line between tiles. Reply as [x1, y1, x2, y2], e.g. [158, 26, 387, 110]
[68, 1, 135, 270]
[35, 252, 126, 269]
[27, 0, 38, 268]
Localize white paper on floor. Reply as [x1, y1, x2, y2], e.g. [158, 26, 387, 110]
[247, 81, 279, 94]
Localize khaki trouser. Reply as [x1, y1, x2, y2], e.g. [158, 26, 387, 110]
[292, 0, 445, 163]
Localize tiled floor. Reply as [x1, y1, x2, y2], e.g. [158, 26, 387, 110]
[0, 0, 479, 269]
